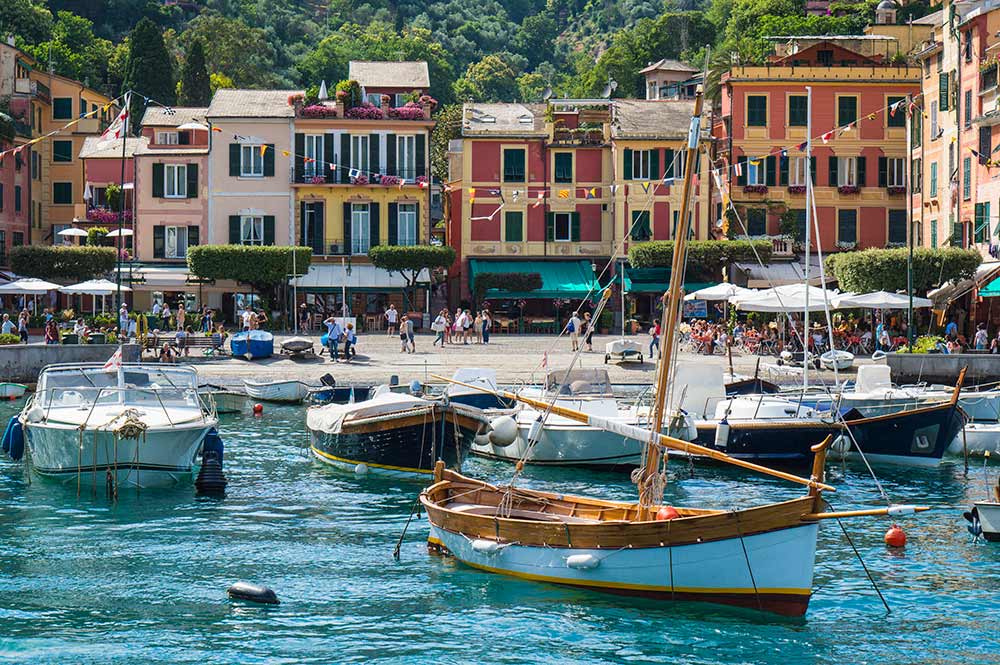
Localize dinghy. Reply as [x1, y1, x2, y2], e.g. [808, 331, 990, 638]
[0, 382, 27, 399]
[230, 330, 274, 360]
[281, 336, 315, 358]
[243, 378, 311, 403]
[820, 349, 854, 371]
[948, 422, 1000, 457]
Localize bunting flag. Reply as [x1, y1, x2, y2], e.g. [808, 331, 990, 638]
[640, 182, 651, 193]
[748, 157, 761, 166]
[890, 100, 903, 117]
[609, 184, 619, 195]
[418, 180, 429, 189]
[821, 131, 834, 144]
[661, 177, 675, 186]
[234, 134, 248, 142]
[970, 148, 983, 160]
[797, 141, 808, 152]
[304, 157, 315, 164]
[557, 189, 570, 199]
[281, 150, 290, 157]
[101, 103, 112, 113]
[779, 148, 788, 157]
[471, 204, 503, 221]
[259, 145, 268, 157]
[488, 188, 501, 196]
[511, 190, 520, 202]
[99, 92, 130, 144]
[533, 191, 544, 208]
[908, 101, 920, 116]
[866, 112, 877, 121]
[585, 187, 598, 199]
[212, 127, 223, 133]
[733, 161, 742, 177]
[350, 168, 362, 179]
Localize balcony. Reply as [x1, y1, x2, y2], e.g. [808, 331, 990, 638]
[293, 169, 427, 187]
[290, 97, 434, 122]
[549, 126, 606, 146]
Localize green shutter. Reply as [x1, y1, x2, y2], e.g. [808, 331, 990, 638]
[152, 163, 164, 197]
[939, 72, 950, 111]
[545, 212, 555, 241]
[779, 155, 789, 186]
[369, 203, 380, 247]
[263, 216, 275, 245]
[369, 134, 380, 175]
[765, 155, 776, 186]
[153, 226, 165, 258]
[650, 150, 659, 181]
[343, 202, 352, 253]
[663, 149, 675, 179]
[736, 157, 746, 186]
[294, 133, 305, 182]
[186, 164, 198, 198]
[340, 134, 350, 184]
[878, 157, 887, 187]
[187, 225, 199, 247]
[571, 212, 580, 242]
[504, 211, 523, 242]
[229, 216, 240, 243]
[415, 134, 426, 177]
[828, 156, 838, 187]
[856, 156, 866, 188]
[385, 134, 396, 176]
[388, 203, 398, 245]
[229, 144, 240, 177]
[264, 144, 275, 177]
[623, 148, 633, 180]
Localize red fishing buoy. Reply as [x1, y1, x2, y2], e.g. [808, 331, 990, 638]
[253, 403, 264, 415]
[655, 506, 680, 521]
[884, 523, 906, 548]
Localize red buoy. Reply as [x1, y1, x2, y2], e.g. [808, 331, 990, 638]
[252, 403, 264, 415]
[655, 506, 680, 521]
[884, 523, 906, 548]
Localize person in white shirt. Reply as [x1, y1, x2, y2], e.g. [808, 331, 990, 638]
[568, 311, 582, 351]
[127, 316, 138, 341]
[385, 304, 398, 336]
[0, 314, 14, 336]
[241, 309, 253, 332]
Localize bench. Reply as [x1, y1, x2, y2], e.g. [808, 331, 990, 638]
[145, 332, 226, 357]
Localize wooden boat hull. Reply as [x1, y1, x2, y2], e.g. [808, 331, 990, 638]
[695, 420, 836, 462]
[421, 469, 821, 616]
[310, 405, 486, 477]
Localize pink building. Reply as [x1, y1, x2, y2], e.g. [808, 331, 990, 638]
[0, 135, 30, 267]
[77, 136, 142, 240]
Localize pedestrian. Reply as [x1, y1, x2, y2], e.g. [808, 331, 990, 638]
[241, 307, 253, 332]
[152, 300, 162, 328]
[127, 314, 138, 342]
[432, 310, 447, 347]
[463, 309, 473, 344]
[299, 303, 311, 332]
[254, 310, 268, 330]
[343, 323, 356, 361]
[583, 312, 594, 351]
[649, 320, 661, 358]
[176, 303, 186, 331]
[162, 302, 172, 331]
[474, 311, 483, 344]
[385, 304, 398, 336]
[201, 307, 213, 333]
[400, 315, 411, 352]
[159, 342, 176, 363]
[482, 309, 491, 344]
[945, 316, 958, 337]
[119, 304, 129, 333]
[44, 319, 59, 345]
[975, 323, 989, 350]
[568, 311, 582, 351]
[175, 326, 189, 357]
[1, 313, 14, 336]
[992, 329, 1000, 354]
[323, 314, 342, 361]
[406, 314, 416, 353]
[17, 309, 29, 343]
[452, 307, 463, 344]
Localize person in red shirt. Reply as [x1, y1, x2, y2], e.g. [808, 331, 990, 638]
[649, 320, 661, 359]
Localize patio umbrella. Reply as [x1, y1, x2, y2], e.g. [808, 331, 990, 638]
[0, 278, 61, 294]
[684, 283, 755, 301]
[731, 283, 839, 312]
[176, 121, 209, 131]
[59, 279, 131, 314]
[105, 228, 133, 237]
[57, 228, 88, 237]
[832, 290, 932, 310]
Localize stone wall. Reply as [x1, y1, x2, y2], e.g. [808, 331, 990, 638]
[0, 344, 141, 383]
[886, 353, 1000, 386]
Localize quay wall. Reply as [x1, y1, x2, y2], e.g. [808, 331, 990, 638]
[0, 344, 141, 383]
[886, 353, 1000, 386]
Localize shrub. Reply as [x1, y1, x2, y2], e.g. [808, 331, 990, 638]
[187, 245, 311, 294]
[895, 335, 945, 354]
[0, 333, 20, 345]
[87, 226, 110, 246]
[334, 80, 362, 109]
[344, 102, 383, 120]
[826, 247, 982, 293]
[369, 245, 456, 310]
[628, 240, 773, 281]
[474, 272, 543, 304]
[300, 104, 337, 119]
[11, 246, 116, 281]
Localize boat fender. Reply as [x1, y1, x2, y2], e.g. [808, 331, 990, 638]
[26, 406, 43, 424]
[202, 428, 224, 469]
[965, 508, 983, 538]
[884, 524, 906, 548]
[1, 415, 16, 454]
[354, 463, 369, 476]
[253, 403, 264, 416]
[227, 581, 280, 605]
[714, 419, 730, 450]
[887, 505, 918, 516]
[409, 380, 422, 395]
[527, 417, 544, 444]
[655, 506, 680, 521]
[488, 416, 519, 447]
[566, 554, 601, 570]
[471, 539, 502, 555]
[3, 417, 23, 461]
[831, 435, 851, 454]
[195, 451, 227, 496]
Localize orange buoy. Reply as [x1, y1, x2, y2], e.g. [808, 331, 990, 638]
[655, 506, 680, 521]
[884, 523, 906, 548]
[252, 403, 264, 415]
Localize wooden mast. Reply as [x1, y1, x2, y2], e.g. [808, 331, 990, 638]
[639, 86, 706, 509]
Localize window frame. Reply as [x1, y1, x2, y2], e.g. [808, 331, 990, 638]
[157, 131, 179, 145]
[241, 144, 264, 177]
[631, 150, 652, 180]
[554, 152, 573, 183]
[790, 157, 810, 186]
[52, 140, 73, 163]
[886, 96, 906, 128]
[836, 95, 858, 127]
[164, 164, 188, 198]
[747, 159, 767, 186]
[930, 161, 938, 196]
[502, 148, 526, 182]
[303, 135, 323, 177]
[788, 95, 808, 127]
[963, 157, 972, 199]
[746, 208, 767, 236]
[52, 182, 72, 205]
[746, 95, 768, 127]
[887, 157, 906, 188]
[240, 216, 264, 246]
[887, 210, 907, 245]
[504, 210, 523, 242]
[553, 212, 572, 242]
[837, 157, 858, 187]
[351, 203, 371, 255]
[397, 202, 418, 246]
[837, 209, 858, 244]
[351, 135, 370, 175]
[164, 225, 189, 259]
[52, 97, 72, 120]
[397, 135, 416, 180]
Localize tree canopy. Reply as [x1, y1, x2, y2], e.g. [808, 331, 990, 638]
[10, 246, 116, 281]
[187, 245, 312, 295]
[123, 18, 175, 127]
[178, 39, 211, 107]
[826, 248, 982, 293]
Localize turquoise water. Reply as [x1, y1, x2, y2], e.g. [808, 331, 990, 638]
[1, 401, 998, 664]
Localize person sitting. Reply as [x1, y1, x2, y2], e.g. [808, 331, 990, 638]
[159, 342, 176, 363]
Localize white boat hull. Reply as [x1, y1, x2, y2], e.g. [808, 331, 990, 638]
[428, 520, 819, 614]
[472, 416, 643, 467]
[24, 421, 212, 488]
[0, 383, 27, 399]
[243, 380, 309, 403]
[973, 502, 1000, 541]
[948, 422, 1000, 456]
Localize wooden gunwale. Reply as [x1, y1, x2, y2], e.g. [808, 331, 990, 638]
[336, 408, 486, 436]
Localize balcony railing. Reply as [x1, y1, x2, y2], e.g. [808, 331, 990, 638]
[550, 127, 606, 146]
[293, 168, 427, 186]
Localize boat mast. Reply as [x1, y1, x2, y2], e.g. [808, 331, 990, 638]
[638, 86, 705, 510]
[803, 86, 812, 392]
[906, 92, 914, 349]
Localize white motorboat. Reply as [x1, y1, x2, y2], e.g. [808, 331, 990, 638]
[243, 378, 311, 403]
[969, 501, 1000, 541]
[443, 368, 511, 410]
[948, 421, 1000, 456]
[604, 338, 643, 364]
[837, 365, 1000, 421]
[18, 363, 218, 489]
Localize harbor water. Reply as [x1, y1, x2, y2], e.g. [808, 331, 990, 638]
[1, 401, 999, 664]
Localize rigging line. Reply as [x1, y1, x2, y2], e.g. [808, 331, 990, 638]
[392, 494, 423, 561]
[824, 499, 891, 614]
[733, 511, 763, 613]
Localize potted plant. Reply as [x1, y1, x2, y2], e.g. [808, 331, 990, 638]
[743, 184, 769, 194]
[787, 185, 806, 194]
[837, 185, 861, 194]
[887, 186, 906, 195]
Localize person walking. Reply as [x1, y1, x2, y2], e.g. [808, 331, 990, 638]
[119, 305, 129, 334]
[44, 319, 59, 345]
[399, 315, 412, 353]
[1, 313, 14, 337]
[385, 304, 398, 336]
[568, 311, 582, 351]
[975, 323, 989, 350]
[201, 307, 213, 333]
[17, 310, 29, 343]
[241, 307, 253, 332]
[161, 302, 172, 331]
[299, 303, 311, 333]
[463, 309, 474, 344]
[583, 311, 594, 351]
[152, 300, 162, 329]
[175, 326, 189, 357]
[473, 311, 483, 344]
[323, 314, 342, 361]
[432, 310, 448, 347]
[406, 314, 416, 353]
[452, 307, 463, 344]
[127, 314, 138, 342]
[482, 309, 492, 345]
[176, 304, 186, 331]
[649, 320, 661, 359]
[343, 323, 357, 361]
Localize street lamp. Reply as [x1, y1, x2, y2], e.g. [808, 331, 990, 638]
[341, 255, 352, 321]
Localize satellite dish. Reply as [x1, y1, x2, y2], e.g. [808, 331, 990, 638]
[542, 86, 553, 101]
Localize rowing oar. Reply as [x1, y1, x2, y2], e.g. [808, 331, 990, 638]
[433, 374, 836, 493]
[804, 505, 931, 520]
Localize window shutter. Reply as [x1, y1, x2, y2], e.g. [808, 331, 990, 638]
[343, 202, 352, 253]
[571, 212, 581, 242]
[413, 202, 420, 243]
[779, 155, 789, 186]
[264, 144, 275, 177]
[229, 144, 240, 177]
[623, 148, 633, 180]
[939, 72, 950, 111]
[386, 134, 397, 176]
[765, 155, 776, 186]
[810, 157, 817, 184]
[313, 203, 325, 254]
[229, 216, 241, 244]
[546, 213, 555, 241]
[323, 135, 334, 175]
[736, 157, 746, 186]
[388, 203, 398, 245]
[369, 202, 380, 247]
[340, 134, 350, 183]
[153, 225, 165, 258]
[299, 202, 307, 248]
[186, 164, 198, 198]
[828, 156, 838, 186]
[187, 225, 199, 247]
[979, 126, 991, 164]
[650, 150, 660, 180]
[663, 149, 675, 178]
[152, 163, 164, 197]
[263, 216, 275, 245]
[857, 157, 866, 187]
[294, 133, 305, 182]
[178, 131, 190, 146]
[369, 134, 380, 175]
[878, 156, 887, 187]
[415, 134, 426, 177]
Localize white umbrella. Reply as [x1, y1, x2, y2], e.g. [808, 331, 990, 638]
[832, 290, 932, 310]
[0, 278, 61, 294]
[57, 227, 88, 237]
[684, 283, 755, 301]
[59, 279, 131, 296]
[105, 228, 133, 237]
[176, 121, 209, 131]
[318, 80, 329, 100]
[732, 283, 839, 312]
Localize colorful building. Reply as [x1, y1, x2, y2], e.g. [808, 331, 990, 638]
[718, 29, 922, 253]
[76, 136, 141, 241]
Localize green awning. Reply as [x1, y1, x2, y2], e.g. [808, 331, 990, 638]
[980, 275, 1000, 297]
[468, 259, 601, 299]
[620, 266, 715, 294]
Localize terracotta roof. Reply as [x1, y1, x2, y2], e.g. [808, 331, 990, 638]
[78, 136, 147, 159]
[207, 89, 300, 118]
[639, 59, 700, 75]
[612, 100, 698, 139]
[462, 103, 547, 136]
[348, 61, 430, 89]
[141, 106, 209, 127]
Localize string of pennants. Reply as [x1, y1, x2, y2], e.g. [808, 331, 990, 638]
[466, 180, 685, 221]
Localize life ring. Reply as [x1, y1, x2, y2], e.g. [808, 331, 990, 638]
[871, 350, 887, 361]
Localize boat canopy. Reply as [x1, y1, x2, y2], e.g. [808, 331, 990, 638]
[34, 364, 200, 409]
[544, 369, 613, 396]
[306, 391, 430, 434]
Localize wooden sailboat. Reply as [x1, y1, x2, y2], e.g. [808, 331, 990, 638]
[420, 87, 927, 616]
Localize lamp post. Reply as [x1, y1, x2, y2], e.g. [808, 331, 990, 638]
[341, 255, 352, 323]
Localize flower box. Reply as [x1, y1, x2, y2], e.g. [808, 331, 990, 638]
[309, 175, 326, 184]
[344, 102, 384, 120]
[835, 241, 857, 250]
[787, 185, 806, 194]
[837, 185, 861, 195]
[887, 186, 906, 195]
[743, 185, 768, 194]
[379, 175, 402, 186]
[387, 103, 427, 121]
[300, 104, 338, 119]
[350, 175, 369, 186]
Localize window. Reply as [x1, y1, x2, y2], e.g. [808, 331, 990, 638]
[0, 231, 5, 263]
[975, 202, 991, 243]
[241, 144, 264, 177]
[53, 140, 73, 162]
[12, 232, 23, 247]
[747, 95, 767, 127]
[164, 164, 187, 198]
[630, 210, 651, 241]
[0, 184, 3, 212]
[351, 135, 370, 176]
[553, 212, 572, 241]
[980, 126, 992, 164]
[788, 95, 808, 127]
[952, 218, 964, 247]
[14, 185, 21, 212]
[931, 101, 939, 138]
[53, 182, 72, 204]
[53, 97, 72, 120]
[931, 219, 938, 248]
[964, 30, 973, 62]
[394, 93, 409, 108]
[52, 224, 69, 244]
[963, 157, 972, 199]
[397, 203, 417, 246]
[888, 210, 907, 244]
[923, 58, 931, 78]
[837, 209, 858, 244]
[930, 162, 938, 196]
[554, 153, 573, 183]
[817, 50, 834, 66]
[747, 158, 767, 186]
[240, 216, 264, 246]
[31, 152, 39, 180]
[965, 89, 973, 127]
[631, 150, 652, 180]
[366, 93, 382, 107]
[397, 135, 416, 179]
[912, 111, 922, 148]
[792, 209, 808, 241]
[790, 157, 810, 186]
[837, 96, 857, 126]
[504, 211, 523, 242]
[503, 148, 525, 182]
[164, 225, 188, 258]
[746, 208, 766, 236]
[837, 157, 858, 186]
[157, 131, 179, 145]
[939, 72, 950, 112]
[887, 158, 906, 187]
[949, 142, 955, 176]
[351, 203, 371, 254]
[303, 135, 323, 177]
[887, 96, 906, 128]
[92, 187, 108, 208]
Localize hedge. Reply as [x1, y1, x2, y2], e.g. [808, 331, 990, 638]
[825, 248, 981, 293]
[10, 245, 116, 281]
[627, 240, 773, 280]
[474, 272, 543, 303]
[187, 245, 312, 293]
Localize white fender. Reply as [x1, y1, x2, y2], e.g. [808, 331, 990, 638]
[566, 553, 601, 569]
[831, 435, 851, 454]
[471, 539, 502, 555]
[714, 419, 730, 450]
[354, 463, 369, 475]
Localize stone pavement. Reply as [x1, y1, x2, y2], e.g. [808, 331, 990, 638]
[188, 331, 872, 389]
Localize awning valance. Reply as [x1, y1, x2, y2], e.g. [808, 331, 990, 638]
[619, 266, 714, 294]
[468, 259, 600, 299]
[980, 274, 1000, 298]
[291, 264, 429, 292]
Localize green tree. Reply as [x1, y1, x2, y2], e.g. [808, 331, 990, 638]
[431, 103, 462, 182]
[453, 54, 519, 102]
[10, 246, 116, 281]
[513, 12, 559, 68]
[22, 11, 113, 85]
[210, 72, 235, 95]
[0, 0, 52, 44]
[368, 245, 456, 311]
[180, 11, 278, 88]
[188, 245, 311, 315]
[123, 18, 175, 129]
[178, 40, 211, 106]
[826, 248, 982, 293]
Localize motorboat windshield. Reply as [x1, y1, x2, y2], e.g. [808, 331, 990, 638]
[34, 363, 202, 410]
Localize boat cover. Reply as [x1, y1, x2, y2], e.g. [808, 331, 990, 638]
[306, 391, 431, 434]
